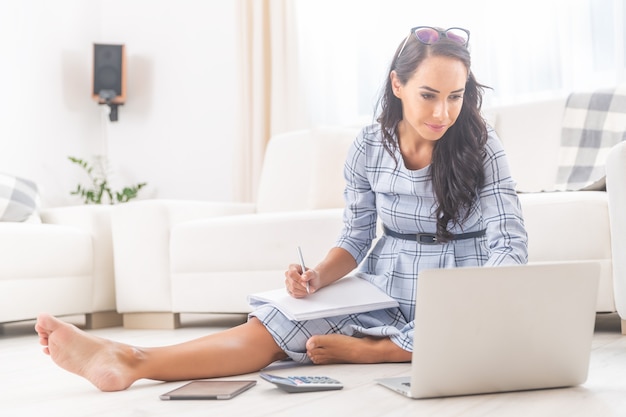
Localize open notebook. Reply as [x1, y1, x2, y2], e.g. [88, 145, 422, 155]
[376, 261, 600, 399]
[247, 275, 398, 321]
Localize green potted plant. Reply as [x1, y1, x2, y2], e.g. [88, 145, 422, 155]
[69, 156, 147, 204]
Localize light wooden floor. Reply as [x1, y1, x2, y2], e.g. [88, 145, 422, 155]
[2, 313, 626, 417]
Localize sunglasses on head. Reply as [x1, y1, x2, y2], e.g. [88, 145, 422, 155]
[397, 26, 470, 59]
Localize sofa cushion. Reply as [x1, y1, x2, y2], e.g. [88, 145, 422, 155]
[0, 173, 40, 222]
[0, 222, 93, 323]
[555, 85, 626, 190]
[489, 97, 566, 193]
[256, 127, 358, 213]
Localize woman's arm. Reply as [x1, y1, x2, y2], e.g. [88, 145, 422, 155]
[286, 247, 357, 298]
[286, 128, 379, 298]
[480, 130, 529, 266]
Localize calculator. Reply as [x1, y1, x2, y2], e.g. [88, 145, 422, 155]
[259, 373, 344, 393]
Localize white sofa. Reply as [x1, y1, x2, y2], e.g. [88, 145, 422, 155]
[111, 98, 626, 332]
[0, 205, 121, 328]
[488, 97, 619, 317]
[111, 127, 359, 328]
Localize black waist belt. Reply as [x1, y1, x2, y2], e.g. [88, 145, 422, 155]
[382, 225, 486, 244]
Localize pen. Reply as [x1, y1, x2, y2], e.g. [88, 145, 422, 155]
[297, 246, 310, 294]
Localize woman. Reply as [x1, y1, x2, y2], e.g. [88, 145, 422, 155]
[35, 26, 527, 392]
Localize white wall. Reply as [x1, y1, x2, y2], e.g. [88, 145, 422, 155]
[0, 0, 240, 208]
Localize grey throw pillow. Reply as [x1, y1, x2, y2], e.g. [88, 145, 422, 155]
[555, 87, 626, 191]
[0, 173, 39, 222]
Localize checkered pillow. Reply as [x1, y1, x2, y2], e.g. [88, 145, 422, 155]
[555, 85, 626, 190]
[0, 173, 40, 222]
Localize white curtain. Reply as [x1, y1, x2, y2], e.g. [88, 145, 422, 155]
[235, 0, 307, 202]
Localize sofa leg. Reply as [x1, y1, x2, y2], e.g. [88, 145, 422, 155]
[123, 313, 181, 329]
[85, 311, 123, 329]
[621, 320, 626, 336]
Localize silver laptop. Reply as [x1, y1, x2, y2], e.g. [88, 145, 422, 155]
[376, 261, 600, 399]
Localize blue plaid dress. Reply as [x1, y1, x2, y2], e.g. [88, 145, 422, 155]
[251, 124, 528, 363]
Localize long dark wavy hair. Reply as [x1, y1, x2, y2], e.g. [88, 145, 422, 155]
[376, 32, 489, 241]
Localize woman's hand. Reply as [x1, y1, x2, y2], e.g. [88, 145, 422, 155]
[284, 263, 319, 298]
[284, 247, 357, 299]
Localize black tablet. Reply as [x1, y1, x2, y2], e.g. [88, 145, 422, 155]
[159, 380, 256, 400]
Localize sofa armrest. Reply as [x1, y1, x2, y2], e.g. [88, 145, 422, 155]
[169, 208, 345, 313]
[111, 199, 256, 313]
[607, 141, 626, 319]
[39, 205, 115, 311]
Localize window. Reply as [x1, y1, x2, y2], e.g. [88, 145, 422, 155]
[293, 0, 625, 127]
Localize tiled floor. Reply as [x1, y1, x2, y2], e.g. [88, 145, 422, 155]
[2, 313, 626, 417]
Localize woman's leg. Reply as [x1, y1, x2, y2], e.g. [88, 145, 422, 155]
[35, 313, 287, 392]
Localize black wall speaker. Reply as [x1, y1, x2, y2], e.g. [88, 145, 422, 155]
[92, 44, 126, 104]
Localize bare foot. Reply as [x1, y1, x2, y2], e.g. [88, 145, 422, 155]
[35, 313, 139, 391]
[305, 335, 378, 364]
[305, 334, 412, 365]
